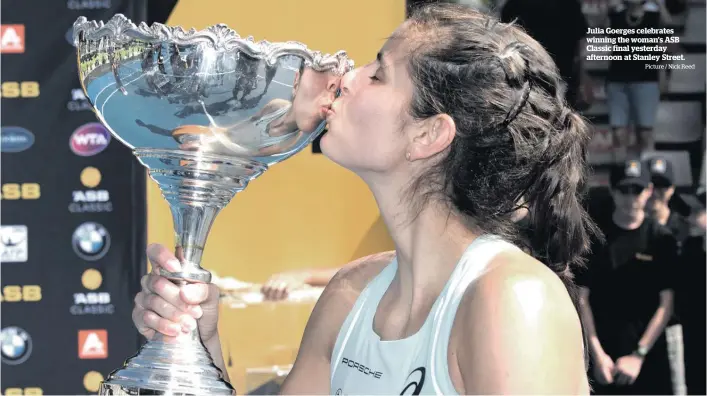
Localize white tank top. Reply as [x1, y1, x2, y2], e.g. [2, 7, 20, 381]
[330, 235, 521, 395]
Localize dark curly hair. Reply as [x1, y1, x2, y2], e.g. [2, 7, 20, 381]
[402, 4, 602, 297]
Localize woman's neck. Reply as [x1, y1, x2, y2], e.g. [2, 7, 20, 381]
[369, 179, 479, 302]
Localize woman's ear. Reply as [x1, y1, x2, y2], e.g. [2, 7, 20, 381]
[407, 114, 456, 161]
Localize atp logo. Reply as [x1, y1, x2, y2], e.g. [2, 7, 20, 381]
[400, 367, 426, 395]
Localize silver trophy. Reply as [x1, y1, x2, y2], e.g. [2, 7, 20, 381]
[72, 14, 353, 395]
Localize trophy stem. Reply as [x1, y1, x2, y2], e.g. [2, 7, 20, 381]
[98, 148, 270, 395]
[166, 204, 223, 283]
[135, 147, 269, 282]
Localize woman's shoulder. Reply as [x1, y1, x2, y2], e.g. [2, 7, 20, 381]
[327, 250, 396, 296]
[453, 248, 582, 355]
[450, 250, 587, 393]
[470, 249, 577, 315]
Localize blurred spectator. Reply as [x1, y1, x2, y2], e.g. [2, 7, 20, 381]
[577, 160, 676, 395]
[646, 157, 690, 246]
[645, 156, 689, 394]
[674, 188, 706, 395]
[603, 0, 673, 161]
[260, 267, 339, 301]
[500, 0, 592, 110]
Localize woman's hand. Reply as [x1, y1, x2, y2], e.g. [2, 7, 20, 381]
[132, 244, 221, 344]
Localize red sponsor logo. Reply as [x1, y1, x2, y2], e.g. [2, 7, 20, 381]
[78, 329, 108, 359]
[1, 25, 25, 54]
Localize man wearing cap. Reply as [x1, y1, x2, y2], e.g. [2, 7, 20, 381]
[577, 159, 677, 394]
[646, 157, 690, 246]
[645, 156, 689, 395]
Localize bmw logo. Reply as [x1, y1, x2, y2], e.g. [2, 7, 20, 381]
[1, 327, 32, 365]
[72, 222, 110, 261]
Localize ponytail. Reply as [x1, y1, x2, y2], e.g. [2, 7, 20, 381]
[527, 110, 603, 286]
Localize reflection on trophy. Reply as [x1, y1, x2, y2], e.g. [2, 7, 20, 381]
[73, 14, 353, 395]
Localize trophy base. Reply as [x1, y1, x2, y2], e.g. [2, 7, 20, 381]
[98, 336, 235, 395]
[99, 382, 234, 395]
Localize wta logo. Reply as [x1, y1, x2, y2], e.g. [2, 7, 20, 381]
[70, 122, 110, 156]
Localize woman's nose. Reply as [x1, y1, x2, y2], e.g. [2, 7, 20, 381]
[339, 68, 358, 96]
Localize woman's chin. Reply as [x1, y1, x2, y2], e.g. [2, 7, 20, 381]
[317, 133, 343, 164]
[318, 132, 333, 155]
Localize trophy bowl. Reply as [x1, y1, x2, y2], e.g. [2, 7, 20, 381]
[73, 14, 353, 395]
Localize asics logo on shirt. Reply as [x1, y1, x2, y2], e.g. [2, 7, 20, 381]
[400, 367, 426, 395]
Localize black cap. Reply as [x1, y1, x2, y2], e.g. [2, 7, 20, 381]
[610, 159, 651, 188]
[646, 157, 675, 187]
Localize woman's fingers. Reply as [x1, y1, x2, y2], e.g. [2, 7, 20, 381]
[132, 302, 154, 338]
[141, 274, 193, 312]
[146, 243, 182, 273]
[138, 292, 197, 331]
[141, 310, 182, 337]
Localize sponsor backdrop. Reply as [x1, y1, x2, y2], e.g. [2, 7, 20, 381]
[1, 1, 147, 394]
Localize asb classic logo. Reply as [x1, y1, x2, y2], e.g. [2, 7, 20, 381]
[0, 225, 28, 263]
[1, 326, 32, 365]
[71, 268, 114, 315]
[0, 25, 24, 54]
[1, 126, 34, 153]
[70, 167, 112, 213]
[72, 222, 110, 261]
[70, 122, 111, 156]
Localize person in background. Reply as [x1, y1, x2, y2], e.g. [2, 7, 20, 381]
[260, 253, 391, 301]
[603, 0, 674, 161]
[646, 157, 690, 245]
[500, 0, 593, 111]
[674, 188, 706, 395]
[577, 159, 677, 395]
[645, 156, 688, 394]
